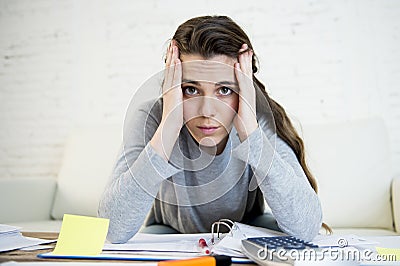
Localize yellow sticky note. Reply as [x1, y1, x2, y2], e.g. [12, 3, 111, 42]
[376, 247, 400, 261]
[53, 214, 109, 255]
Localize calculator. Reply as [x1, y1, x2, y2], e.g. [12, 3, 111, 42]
[241, 236, 319, 265]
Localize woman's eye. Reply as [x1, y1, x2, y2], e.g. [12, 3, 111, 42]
[183, 86, 198, 96]
[218, 86, 233, 96]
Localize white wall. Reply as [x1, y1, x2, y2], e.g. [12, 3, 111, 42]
[0, 0, 399, 179]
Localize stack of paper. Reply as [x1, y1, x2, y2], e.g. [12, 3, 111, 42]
[0, 224, 55, 252]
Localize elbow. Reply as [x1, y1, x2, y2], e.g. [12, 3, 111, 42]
[106, 232, 132, 244]
[299, 193, 323, 241]
[298, 201, 323, 242]
[106, 223, 138, 244]
[280, 214, 322, 242]
[298, 217, 322, 242]
[278, 201, 323, 242]
[297, 206, 323, 242]
[98, 208, 137, 244]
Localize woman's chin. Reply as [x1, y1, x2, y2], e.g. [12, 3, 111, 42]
[198, 137, 218, 147]
[197, 135, 229, 155]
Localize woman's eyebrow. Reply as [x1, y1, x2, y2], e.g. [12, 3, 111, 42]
[181, 79, 200, 85]
[181, 79, 238, 88]
[215, 81, 239, 88]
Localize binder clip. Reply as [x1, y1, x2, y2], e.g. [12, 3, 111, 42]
[210, 219, 235, 244]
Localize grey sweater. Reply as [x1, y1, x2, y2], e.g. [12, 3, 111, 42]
[98, 98, 322, 243]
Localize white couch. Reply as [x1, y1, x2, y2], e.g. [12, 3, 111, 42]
[0, 125, 122, 232]
[0, 118, 399, 236]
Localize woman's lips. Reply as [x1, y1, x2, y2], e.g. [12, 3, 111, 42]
[197, 126, 220, 135]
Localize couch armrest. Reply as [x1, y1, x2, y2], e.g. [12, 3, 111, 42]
[392, 177, 400, 233]
[0, 177, 57, 223]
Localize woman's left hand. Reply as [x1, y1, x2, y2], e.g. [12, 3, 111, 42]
[233, 43, 259, 142]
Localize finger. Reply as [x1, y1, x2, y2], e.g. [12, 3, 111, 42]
[238, 51, 248, 74]
[238, 44, 253, 70]
[234, 62, 244, 94]
[164, 45, 177, 93]
[166, 42, 179, 69]
[249, 49, 254, 66]
[239, 49, 253, 77]
[163, 43, 174, 89]
[172, 45, 179, 61]
[172, 58, 182, 89]
[165, 41, 173, 67]
[238, 43, 251, 73]
[238, 43, 248, 53]
[245, 50, 253, 75]
[235, 61, 253, 94]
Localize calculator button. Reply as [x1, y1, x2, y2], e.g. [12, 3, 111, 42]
[246, 236, 318, 250]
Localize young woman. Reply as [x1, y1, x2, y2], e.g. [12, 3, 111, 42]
[98, 15, 324, 244]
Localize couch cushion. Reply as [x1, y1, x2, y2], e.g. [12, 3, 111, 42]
[330, 228, 398, 236]
[0, 177, 56, 223]
[51, 126, 122, 219]
[299, 118, 393, 229]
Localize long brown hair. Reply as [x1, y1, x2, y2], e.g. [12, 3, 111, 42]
[171, 15, 331, 233]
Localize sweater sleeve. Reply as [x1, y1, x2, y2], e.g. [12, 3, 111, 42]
[98, 100, 181, 243]
[232, 126, 322, 241]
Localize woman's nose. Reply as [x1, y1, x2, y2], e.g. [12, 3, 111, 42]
[199, 96, 216, 117]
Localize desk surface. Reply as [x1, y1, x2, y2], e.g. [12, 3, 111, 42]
[0, 232, 254, 265]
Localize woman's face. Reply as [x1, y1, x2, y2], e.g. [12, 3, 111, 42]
[180, 54, 239, 154]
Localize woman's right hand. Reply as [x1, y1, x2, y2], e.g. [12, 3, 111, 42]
[161, 40, 183, 130]
[150, 40, 183, 161]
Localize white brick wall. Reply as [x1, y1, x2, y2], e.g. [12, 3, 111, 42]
[0, 0, 399, 179]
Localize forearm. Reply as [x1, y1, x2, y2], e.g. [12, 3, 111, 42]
[259, 158, 322, 242]
[233, 128, 322, 241]
[98, 143, 181, 243]
[98, 172, 155, 243]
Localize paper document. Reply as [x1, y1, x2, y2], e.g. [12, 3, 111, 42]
[0, 224, 21, 234]
[312, 234, 379, 247]
[0, 224, 56, 252]
[211, 222, 284, 257]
